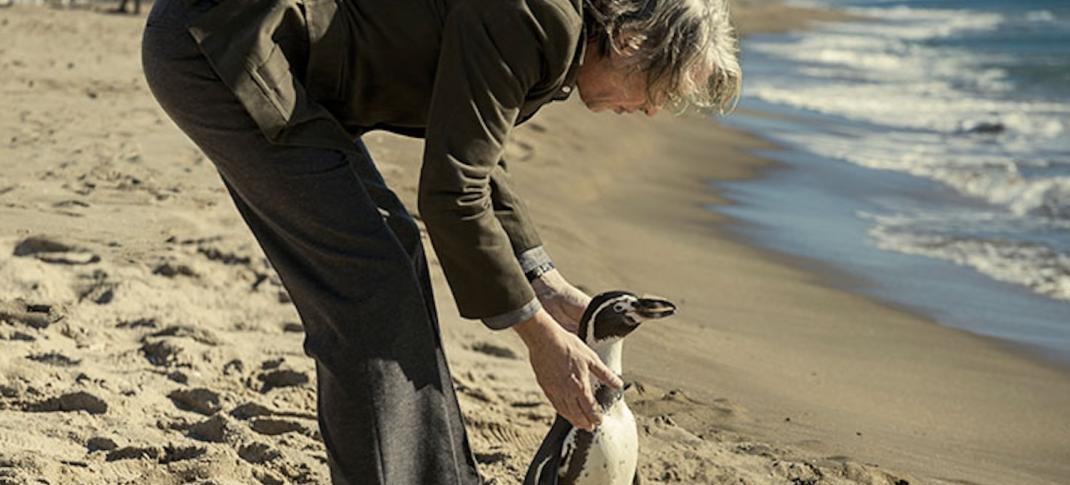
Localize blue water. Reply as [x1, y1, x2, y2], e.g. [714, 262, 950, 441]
[716, 0, 1070, 362]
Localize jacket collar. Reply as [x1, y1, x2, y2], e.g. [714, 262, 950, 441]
[553, 22, 587, 101]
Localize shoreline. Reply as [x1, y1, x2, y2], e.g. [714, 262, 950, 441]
[711, 164, 1070, 375]
[723, 4, 1070, 370]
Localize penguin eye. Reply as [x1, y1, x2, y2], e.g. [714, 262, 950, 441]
[613, 303, 626, 312]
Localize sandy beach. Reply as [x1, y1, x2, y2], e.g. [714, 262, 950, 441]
[1, 2, 1068, 484]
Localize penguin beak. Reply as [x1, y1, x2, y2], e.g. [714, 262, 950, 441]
[635, 296, 676, 319]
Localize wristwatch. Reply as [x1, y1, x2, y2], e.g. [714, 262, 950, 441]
[524, 260, 555, 282]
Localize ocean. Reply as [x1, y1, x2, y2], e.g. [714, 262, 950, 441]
[717, 0, 1070, 362]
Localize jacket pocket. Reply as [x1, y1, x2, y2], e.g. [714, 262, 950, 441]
[187, 0, 308, 143]
[250, 43, 299, 128]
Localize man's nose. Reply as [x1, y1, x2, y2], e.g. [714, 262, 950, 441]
[643, 105, 659, 117]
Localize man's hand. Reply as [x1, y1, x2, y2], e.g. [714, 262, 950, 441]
[532, 269, 591, 334]
[513, 309, 623, 431]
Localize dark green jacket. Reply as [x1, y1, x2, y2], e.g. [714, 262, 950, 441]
[186, 0, 586, 327]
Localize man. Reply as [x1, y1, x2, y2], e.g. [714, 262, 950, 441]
[141, 0, 740, 483]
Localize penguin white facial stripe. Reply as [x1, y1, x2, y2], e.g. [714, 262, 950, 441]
[583, 297, 624, 344]
[592, 296, 643, 343]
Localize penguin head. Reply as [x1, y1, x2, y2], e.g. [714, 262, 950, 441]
[578, 291, 677, 346]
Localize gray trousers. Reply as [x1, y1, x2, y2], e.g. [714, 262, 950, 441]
[141, 0, 482, 483]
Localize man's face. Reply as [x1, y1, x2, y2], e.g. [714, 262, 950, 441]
[575, 41, 661, 117]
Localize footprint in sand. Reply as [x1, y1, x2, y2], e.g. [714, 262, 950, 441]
[197, 245, 252, 266]
[167, 387, 223, 416]
[116, 317, 158, 329]
[25, 390, 108, 415]
[140, 339, 193, 368]
[248, 417, 312, 437]
[152, 261, 198, 278]
[0, 300, 62, 329]
[86, 436, 118, 452]
[188, 414, 238, 443]
[642, 415, 703, 445]
[731, 443, 774, 458]
[0, 453, 49, 483]
[0, 330, 36, 342]
[165, 235, 224, 246]
[469, 341, 520, 360]
[467, 417, 543, 451]
[260, 357, 284, 370]
[229, 401, 274, 420]
[456, 384, 496, 404]
[25, 351, 81, 367]
[159, 443, 208, 464]
[772, 461, 825, 484]
[222, 358, 245, 377]
[50, 199, 90, 218]
[162, 370, 188, 384]
[75, 269, 116, 304]
[140, 325, 222, 368]
[254, 361, 310, 393]
[238, 442, 282, 465]
[149, 324, 222, 346]
[229, 400, 316, 422]
[52, 199, 90, 209]
[12, 236, 99, 265]
[105, 445, 161, 462]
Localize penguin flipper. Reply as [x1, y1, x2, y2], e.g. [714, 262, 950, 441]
[632, 471, 641, 485]
[523, 415, 574, 485]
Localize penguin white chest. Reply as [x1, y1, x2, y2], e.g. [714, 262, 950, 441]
[561, 402, 639, 485]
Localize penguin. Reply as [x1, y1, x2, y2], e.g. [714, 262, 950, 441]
[524, 291, 677, 485]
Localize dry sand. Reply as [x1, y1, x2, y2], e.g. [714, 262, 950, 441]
[1, 3, 1068, 485]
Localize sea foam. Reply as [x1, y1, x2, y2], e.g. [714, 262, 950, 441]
[741, 1, 1070, 306]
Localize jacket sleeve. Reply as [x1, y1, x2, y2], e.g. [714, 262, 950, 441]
[490, 157, 543, 255]
[418, 2, 558, 328]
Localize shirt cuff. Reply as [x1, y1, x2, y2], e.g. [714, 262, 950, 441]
[481, 297, 542, 330]
[517, 246, 553, 274]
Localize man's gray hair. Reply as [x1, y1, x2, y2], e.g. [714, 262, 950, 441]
[583, 0, 742, 114]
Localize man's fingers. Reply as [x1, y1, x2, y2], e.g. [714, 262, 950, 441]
[589, 359, 623, 389]
[559, 393, 590, 430]
[544, 381, 588, 431]
[574, 396, 597, 431]
[571, 370, 601, 429]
